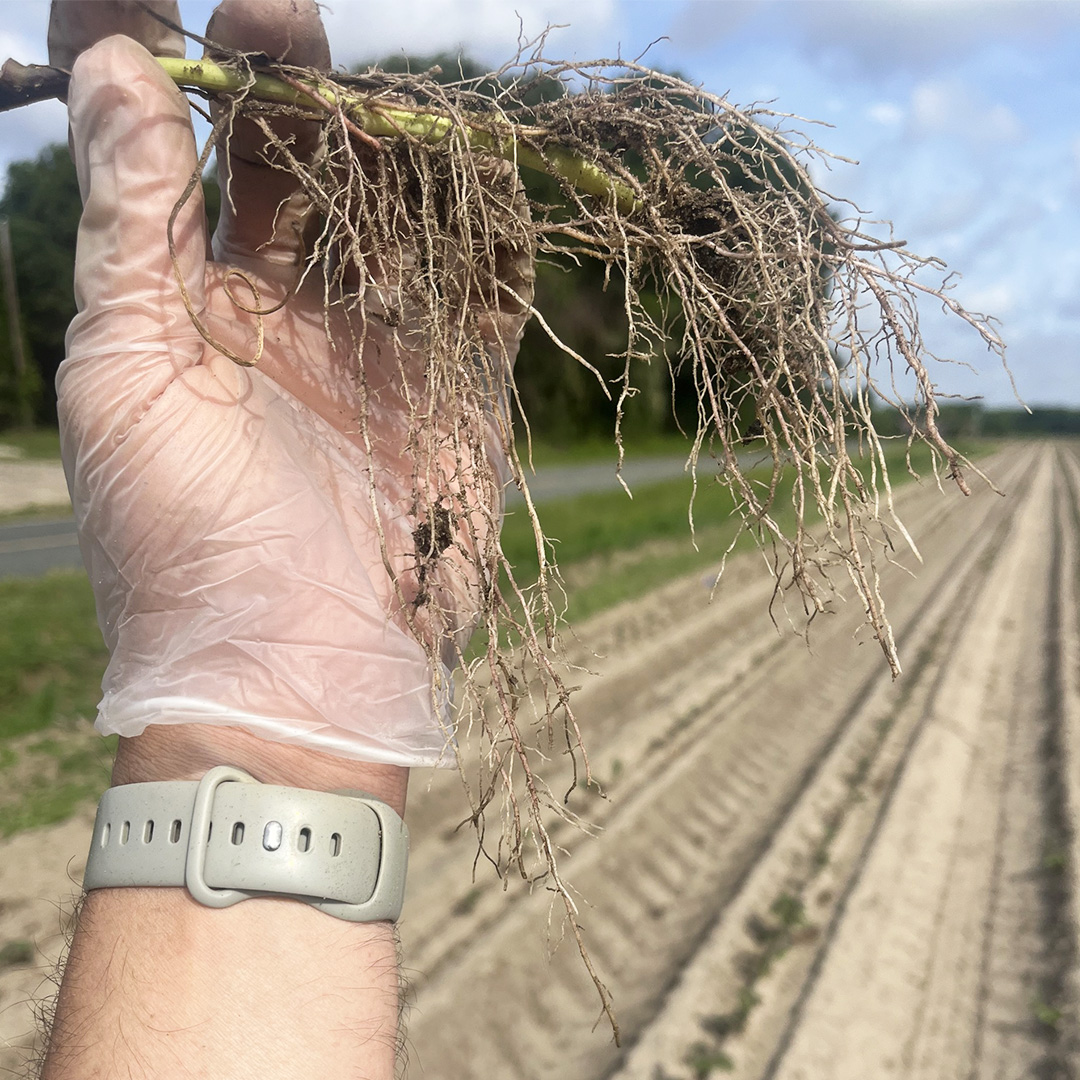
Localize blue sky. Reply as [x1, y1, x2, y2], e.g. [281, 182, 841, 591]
[1, 0, 1077, 407]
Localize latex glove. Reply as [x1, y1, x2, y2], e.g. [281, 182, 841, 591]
[48, 0, 186, 74]
[53, 0, 533, 766]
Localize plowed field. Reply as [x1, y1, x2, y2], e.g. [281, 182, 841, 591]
[3, 440, 1079, 1079]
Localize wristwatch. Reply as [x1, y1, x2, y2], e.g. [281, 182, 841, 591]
[83, 765, 409, 922]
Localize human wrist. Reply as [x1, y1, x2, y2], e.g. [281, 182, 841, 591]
[43, 723, 409, 1079]
[109, 722, 409, 817]
[43, 880, 401, 1080]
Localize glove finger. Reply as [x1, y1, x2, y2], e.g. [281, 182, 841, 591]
[205, 0, 331, 277]
[48, 1, 186, 76]
[59, 35, 207, 445]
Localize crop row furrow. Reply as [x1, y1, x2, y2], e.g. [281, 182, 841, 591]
[407, 447, 1039, 1079]
[613, 447, 1039, 1080]
[766, 446, 1056, 1080]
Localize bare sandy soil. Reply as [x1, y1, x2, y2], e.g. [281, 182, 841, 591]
[3, 441, 1079, 1079]
[0, 460, 70, 515]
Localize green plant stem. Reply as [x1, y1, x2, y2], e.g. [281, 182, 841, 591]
[0, 56, 640, 212]
[156, 58, 640, 214]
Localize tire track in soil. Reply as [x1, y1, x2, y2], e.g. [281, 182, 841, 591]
[402, 446, 1038, 1080]
[785, 464, 1043, 1079]
[1048, 442, 1080, 1068]
[962, 445, 1076, 1080]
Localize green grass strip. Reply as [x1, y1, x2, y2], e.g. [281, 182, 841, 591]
[0, 427, 62, 459]
[0, 570, 107, 740]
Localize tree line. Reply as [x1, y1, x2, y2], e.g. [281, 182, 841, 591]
[873, 402, 1080, 439]
[1, 54, 1075, 443]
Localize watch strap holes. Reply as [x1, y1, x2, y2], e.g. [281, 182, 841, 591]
[119, 821, 130, 845]
[169, 819, 182, 844]
[330, 832, 342, 857]
[143, 820, 154, 844]
[262, 821, 283, 851]
[100, 822, 110, 847]
[231, 822, 245, 845]
[298, 827, 312, 853]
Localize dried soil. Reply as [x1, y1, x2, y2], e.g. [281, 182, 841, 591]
[3, 443, 1078, 1080]
[0, 461, 70, 517]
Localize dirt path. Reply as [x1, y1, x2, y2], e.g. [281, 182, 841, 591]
[3, 442, 1078, 1079]
[0, 460, 70, 515]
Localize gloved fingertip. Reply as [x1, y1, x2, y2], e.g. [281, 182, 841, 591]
[48, 0, 186, 72]
[68, 35, 190, 197]
[65, 35, 207, 378]
[205, 0, 331, 68]
[204, 0, 331, 273]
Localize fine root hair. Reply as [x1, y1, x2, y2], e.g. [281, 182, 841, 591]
[166, 33, 1007, 1038]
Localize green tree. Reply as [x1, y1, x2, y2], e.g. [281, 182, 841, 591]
[0, 144, 81, 426]
[0, 145, 221, 429]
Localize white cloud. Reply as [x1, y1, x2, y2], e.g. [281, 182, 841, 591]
[319, 0, 618, 67]
[960, 281, 1016, 319]
[910, 81, 953, 132]
[669, 1, 1080, 74]
[867, 102, 903, 126]
[908, 78, 1024, 145]
[808, 1, 1080, 71]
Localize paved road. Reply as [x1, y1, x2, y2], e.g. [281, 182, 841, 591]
[1, 455, 701, 579]
[0, 517, 82, 578]
[503, 454, 695, 505]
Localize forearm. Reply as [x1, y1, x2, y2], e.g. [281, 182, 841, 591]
[41, 725, 409, 1080]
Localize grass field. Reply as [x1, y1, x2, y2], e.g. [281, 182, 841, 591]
[0, 436, 990, 835]
[0, 573, 113, 835]
[500, 438, 984, 623]
[0, 429, 63, 460]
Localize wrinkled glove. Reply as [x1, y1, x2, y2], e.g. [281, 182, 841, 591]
[52, 0, 534, 766]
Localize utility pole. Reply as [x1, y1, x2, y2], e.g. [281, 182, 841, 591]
[0, 215, 32, 427]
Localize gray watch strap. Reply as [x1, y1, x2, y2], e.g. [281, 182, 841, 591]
[83, 766, 408, 921]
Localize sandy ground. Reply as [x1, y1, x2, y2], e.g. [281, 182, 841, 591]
[0, 812, 92, 1075]
[3, 441, 1079, 1078]
[0, 458, 70, 516]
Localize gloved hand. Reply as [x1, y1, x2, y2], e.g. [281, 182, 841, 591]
[51, 0, 534, 767]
